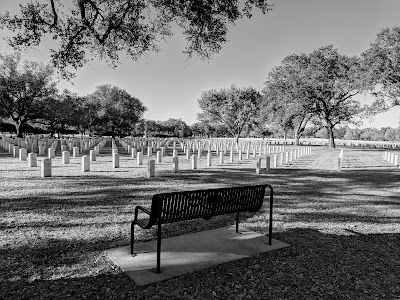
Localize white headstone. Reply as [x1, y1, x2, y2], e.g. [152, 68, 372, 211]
[19, 148, 27, 161]
[148, 159, 155, 177]
[90, 150, 96, 161]
[265, 156, 271, 171]
[28, 153, 37, 167]
[191, 154, 197, 169]
[172, 156, 179, 173]
[219, 151, 224, 164]
[256, 158, 261, 174]
[82, 155, 90, 172]
[41, 158, 51, 177]
[73, 147, 79, 157]
[62, 151, 70, 164]
[207, 152, 212, 166]
[13, 146, 19, 158]
[137, 151, 143, 165]
[48, 147, 55, 159]
[156, 151, 162, 163]
[113, 153, 119, 168]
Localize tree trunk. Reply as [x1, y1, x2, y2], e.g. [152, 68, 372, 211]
[294, 115, 309, 146]
[326, 126, 336, 148]
[14, 119, 22, 138]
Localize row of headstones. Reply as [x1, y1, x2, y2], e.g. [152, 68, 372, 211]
[116, 137, 291, 166]
[146, 146, 313, 177]
[120, 137, 288, 158]
[32, 137, 311, 178]
[37, 142, 112, 177]
[0, 136, 106, 158]
[1, 135, 104, 155]
[384, 151, 400, 167]
[0, 137, 109, 177]
[0, 139, 107, 163]
[38, 143, 312, 178]
[341, 141, 400, 149]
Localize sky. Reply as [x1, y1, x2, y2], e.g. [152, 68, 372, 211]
[1, 0, 400, 128]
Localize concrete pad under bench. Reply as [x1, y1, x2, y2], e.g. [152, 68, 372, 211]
[105, 225, 289, 286]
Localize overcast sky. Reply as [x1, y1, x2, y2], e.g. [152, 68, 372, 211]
[1, 0, 400, 128]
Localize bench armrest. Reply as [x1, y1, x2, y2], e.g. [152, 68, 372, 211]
[134, 205, 151, 221]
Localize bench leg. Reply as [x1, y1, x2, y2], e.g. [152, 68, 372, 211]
[131, 222, 136, 256]
[156, 222, 162, 273]
[236, 212, 239, 233]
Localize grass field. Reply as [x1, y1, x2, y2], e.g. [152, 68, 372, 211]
[1, 140, 400, 299]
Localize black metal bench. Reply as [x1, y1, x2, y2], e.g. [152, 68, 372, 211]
[131, 184, 273, 273]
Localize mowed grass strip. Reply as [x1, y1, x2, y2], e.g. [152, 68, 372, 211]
[1, 143, 400, 299]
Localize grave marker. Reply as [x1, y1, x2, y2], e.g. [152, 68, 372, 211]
[90, 150, 96, 161]
[207, 152, 212, 166]
[172, 156, 179, 173]
[73, 147, 79, 157]
[28, 153, 37, 167]
[41, 158, 51, 177]
[113, 153, 120, 168]
[19, 148, 27, 161]
[265, 156, 271, 171]
[191, 154, 197, 169]
[62, 151, 70, 164]
[82, 155, 90, 172]
[256, 158, 261, 174]
[48, 147, 55, 159]
[147, 159, 155, 177]
[137, 152, 143, 165]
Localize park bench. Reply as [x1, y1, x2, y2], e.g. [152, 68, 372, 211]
[131, 183, 274, 273]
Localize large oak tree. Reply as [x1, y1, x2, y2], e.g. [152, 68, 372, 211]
[362, 26, 400, 113]
[197, 84, 262, 143]
[0, 52, 57, 137]
[307, 45, 365, 148]
[87, 84, 147, 137]
[264, 45, 366, 148]
[0, 0, 272, 78]
[262, 53, 314, 145]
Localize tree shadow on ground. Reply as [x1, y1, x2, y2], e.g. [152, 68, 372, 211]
[2, 228, 400, 300]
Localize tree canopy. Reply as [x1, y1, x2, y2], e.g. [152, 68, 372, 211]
[362, 26, 400, 111]
[262, 45, 366, 147]
[305, 45, 365, 147]
[262, 53, 314, 144]
[0, 0, 272, 78]
[198, 84, 262, 143]
[0, 52, 57, 136]
[86, 84, 147, 137]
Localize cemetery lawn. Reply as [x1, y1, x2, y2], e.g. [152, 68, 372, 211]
[1, 144, 400, 299]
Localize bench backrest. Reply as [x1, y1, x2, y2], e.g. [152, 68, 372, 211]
[151, 185, 268, 224]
